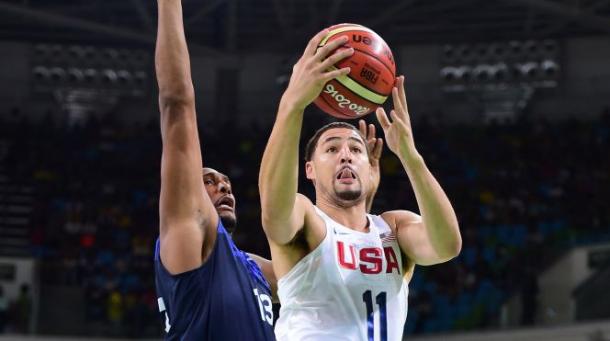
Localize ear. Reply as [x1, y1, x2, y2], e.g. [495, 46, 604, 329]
[305, 161, 315, 181]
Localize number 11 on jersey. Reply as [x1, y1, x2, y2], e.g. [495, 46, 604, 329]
[362, 290, 387, 341]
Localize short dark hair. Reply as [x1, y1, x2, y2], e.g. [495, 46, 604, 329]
[304, 122, 367, 161]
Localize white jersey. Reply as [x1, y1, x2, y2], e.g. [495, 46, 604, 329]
[275, 207, 409, 341]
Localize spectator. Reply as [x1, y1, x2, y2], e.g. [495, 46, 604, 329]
[10, 284, 32, 334]
[0, 285, 8, 333]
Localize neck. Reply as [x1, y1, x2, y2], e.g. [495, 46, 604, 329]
[316, 196, 369, 232]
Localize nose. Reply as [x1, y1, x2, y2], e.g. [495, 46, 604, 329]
[339, 146, 353, 164]
[218, 181, 232, 195]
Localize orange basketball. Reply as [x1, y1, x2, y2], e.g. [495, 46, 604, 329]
[314, 24, 396, 119]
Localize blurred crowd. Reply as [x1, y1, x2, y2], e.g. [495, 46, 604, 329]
[0, 284, 31, 334]
[0, 105, 608, 337]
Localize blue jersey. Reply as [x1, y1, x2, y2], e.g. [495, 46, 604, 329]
[154, 221, 275, 340]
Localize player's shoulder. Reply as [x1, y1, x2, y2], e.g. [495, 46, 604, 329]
[296, 193, 327, 246]
[156, 219, 225, 276]
[297, 193, 325, 222]
[295, 193, 314, 207]
[379, 210, 422, 231]
[296, 193, 319, 220]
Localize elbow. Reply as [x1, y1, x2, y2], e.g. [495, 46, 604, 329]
[444, 228, 462, 260]
[158, 90, 197, 131]
[260, 211, 278, 234]
[260, 209, 293, 244]
[258, 188, 280, 226]
[437, 243, 461, 264]
[158, 85, 195, 110]
[260, 214, 277, 241]
[434, 223, 462, 262]
[449, 236, 462, 259]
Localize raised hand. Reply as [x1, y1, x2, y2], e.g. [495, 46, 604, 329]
[375, 76, 419, 162]
[281, 30, 354, 112]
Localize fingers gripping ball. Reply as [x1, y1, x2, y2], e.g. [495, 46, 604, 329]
[314, 23, 396, 119]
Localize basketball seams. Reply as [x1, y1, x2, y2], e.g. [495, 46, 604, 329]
[332, 70, 387, 105]
[324, 79, 378, 114]
[341, 73, 386, 100]
[334, 54, 394, 96]
[350, 47, 395, 78]
[319, 26, 395, 74]
[328, 80, 377, 107]
[319, 24, 376, 46]
[313, 23, 395, 119]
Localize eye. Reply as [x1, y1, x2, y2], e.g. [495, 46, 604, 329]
[351, 146, 362, 153]
[326, 146, 337, 153]
[204, 179, 214, 185]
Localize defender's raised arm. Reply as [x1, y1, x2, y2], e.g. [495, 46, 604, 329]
[156, 0, 217, 275]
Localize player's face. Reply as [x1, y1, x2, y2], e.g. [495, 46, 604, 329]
[307, 128, 370, 205]
[203, 168, 237, 232]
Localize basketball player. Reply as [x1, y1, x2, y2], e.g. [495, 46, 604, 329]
[152, 0, 276, 339]
[153, 4, 383, 338]
[259, 30, 462, 340]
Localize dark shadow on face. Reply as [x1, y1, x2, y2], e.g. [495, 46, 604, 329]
[220, 214, 237, 234]
[335, 188, 362, 201]
[203, 167, 238, 234]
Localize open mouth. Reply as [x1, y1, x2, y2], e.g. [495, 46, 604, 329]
[336, 167, 357, 183]
[214, 196, 235, 211]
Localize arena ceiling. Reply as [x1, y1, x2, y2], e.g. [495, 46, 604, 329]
[0, 0, 609, 55]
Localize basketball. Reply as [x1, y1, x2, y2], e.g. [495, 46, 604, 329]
[314, 23, 396, 119]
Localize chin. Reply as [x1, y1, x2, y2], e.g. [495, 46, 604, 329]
[220, 212, 237, 234]
[333, 179, 362, 200]
[335, 188, 362, 202]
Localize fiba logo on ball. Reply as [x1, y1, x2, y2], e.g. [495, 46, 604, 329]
[314, 23, 396, 119]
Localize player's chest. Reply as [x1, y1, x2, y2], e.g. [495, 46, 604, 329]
[325, 231, 403, 287]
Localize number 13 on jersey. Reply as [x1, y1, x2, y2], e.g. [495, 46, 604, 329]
[362, 290, 387, 341]
[253, 288, 273, 326]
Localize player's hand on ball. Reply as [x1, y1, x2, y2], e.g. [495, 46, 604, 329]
[359, 119, 383, 192]
[281, 30, 353, 112]
[375, 76, 420, 162]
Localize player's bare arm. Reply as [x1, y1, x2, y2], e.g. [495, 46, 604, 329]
[157, 0, 217, 275]
[359, 119, 383, 213]
[377, 76, 462, 266]
[247, 254, 278, 302]
[258, 30, 352, 241]
[258, 30, 353, 275]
